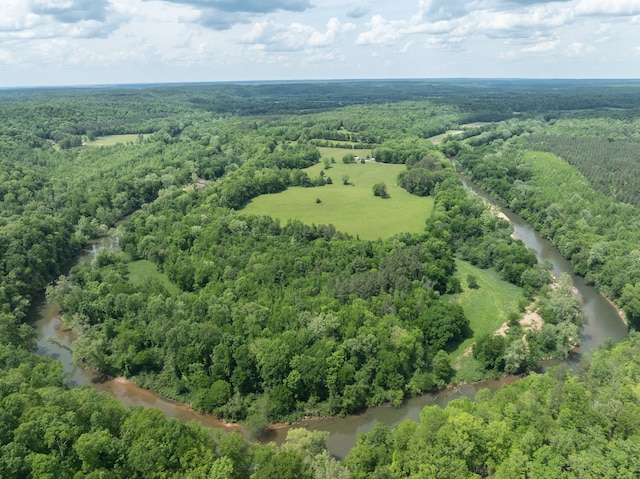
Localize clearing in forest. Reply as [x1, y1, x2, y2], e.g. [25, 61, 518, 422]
[85, 134, 149, 147]
[427, 130, 465, 145]
[316, 146, 374, 160]
[127, 259, 180, 295]
[446, 259, 525, 380]
[242, 161, 434, 240]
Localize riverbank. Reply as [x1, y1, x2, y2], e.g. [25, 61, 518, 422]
[603, 295, 628, 328]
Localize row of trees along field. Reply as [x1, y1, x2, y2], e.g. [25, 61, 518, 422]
[449, 115, 640, 329]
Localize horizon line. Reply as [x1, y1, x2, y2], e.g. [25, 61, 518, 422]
[2, 77, 640, 91]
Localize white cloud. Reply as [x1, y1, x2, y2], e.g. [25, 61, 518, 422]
[355, 15, 406, 45]
[0, 2, 37, 32]
[573, 0, 640, 16]
[309, 18, 355, 47]
[243, 17, 354, 52]
[521, 38, 559, 53]
[2, 0, 640, 86]
[400, 41, 414, 53]
[347, 3, 371, 19]
[139, 0, 313, 30]
[29, 0, 111, 23]
[0, 0, 128, 40]
[566, 41, 595, 56]
[356, 0, 640, 51]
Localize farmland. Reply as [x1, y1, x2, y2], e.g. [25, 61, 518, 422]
[242, 161, 434, 240]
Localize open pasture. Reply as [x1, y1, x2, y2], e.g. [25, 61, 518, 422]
[242, 162, 434, 240]
[446, 259, 525, 380]
[86, 134, 148, 147]
[317, 146, 374, 160]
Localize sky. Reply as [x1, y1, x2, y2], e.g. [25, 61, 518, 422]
[2, 0, 640, 87]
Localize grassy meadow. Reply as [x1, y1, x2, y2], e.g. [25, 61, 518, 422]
[242, 161, 434, 240]
[446, 259, 525, 381]
[426, 130, 465, 145]
[128, 259, 180, 295]
[317, 146, 374, 160]
[86, 134, 149, 147]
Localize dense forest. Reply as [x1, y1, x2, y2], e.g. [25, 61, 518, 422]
[2, 79, 640, 477]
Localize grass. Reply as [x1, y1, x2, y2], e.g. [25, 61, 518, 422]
[445, 259, 525, 382]
[86, 134, 149, 147]
[128, 259, 180, 295]
[427, 130, 465, 145]
[242, 162, 434, 240]
[317, 146, 374, 160]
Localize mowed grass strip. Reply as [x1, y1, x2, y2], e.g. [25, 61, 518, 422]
[128, 259, 180, 295]
[242, 162, 434, 240]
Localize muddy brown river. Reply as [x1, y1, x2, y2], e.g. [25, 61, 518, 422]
[31, 178, 627, 457]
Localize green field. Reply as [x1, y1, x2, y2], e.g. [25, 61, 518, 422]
[86, 134, 149, 147]
[446, 259, 525, 380]
[426, 130, 464, 145]
[128, 259, 180, 295]
[242, 162, 434, 240]
[317, 146, 374, 160]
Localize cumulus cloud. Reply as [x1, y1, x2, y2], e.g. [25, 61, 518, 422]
[209, 0, 311, 13]
[309, 18, 355, 47]
[355, 10, 459, 47]
[0, 2, 35, 33]
[29, 0, 110, 23]
[198, 10, 251, 30]
[356, 0, 640, 52]
[0, 0, 127, 39]
[355, 15, 405, 45]
[418, 0, 472, 21]
[520, 38, 559, 53]
[503, 0, 571, 5]
[346, 3, 371, 19]
[243, 17, 355, 52]
[472, 7, 572, 38]
[574, 0, 640, 16]
[3, 0, 640, 85]
[142, 0, 313, 30]
[147, 0, 311, 13]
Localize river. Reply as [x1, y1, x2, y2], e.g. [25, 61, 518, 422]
[30, 178, 628, 458]
[30, 235, 247, 436]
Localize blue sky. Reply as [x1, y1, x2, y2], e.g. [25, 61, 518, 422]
[2, 0, 640, 87]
